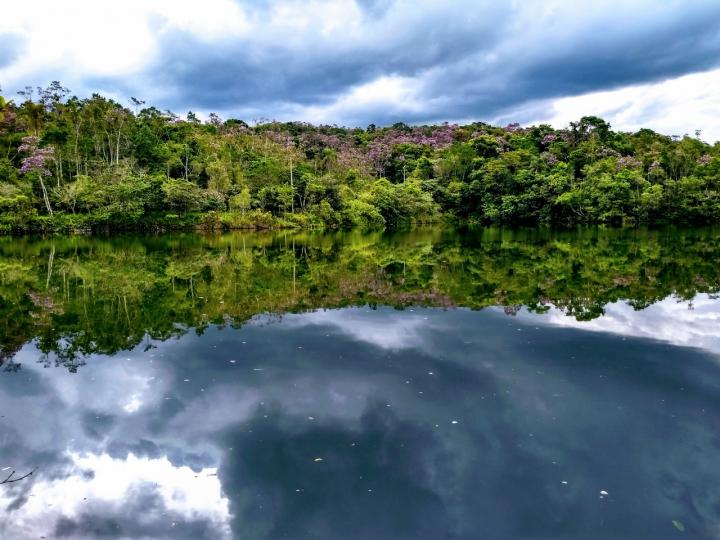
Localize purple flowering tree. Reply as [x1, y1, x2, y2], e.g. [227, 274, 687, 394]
[367, 123, 458, 176]
[697, 154, 712, 166]
[19, 135, 54, 215]
[541, 134, 557, 146]
[616, 155, 642, 171]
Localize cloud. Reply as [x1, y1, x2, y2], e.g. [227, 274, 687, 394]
[218, 403, 453, 539]
[139, 0, 508, 113]
[3, 453, 231, 539]
[279, 307, 440, 349]
[355, 0, 394, 18]
[0, 34, 23, 70]
[2, 0, 720, 135]
[524, 68, 720, 143]
[523, 293, 720, 354]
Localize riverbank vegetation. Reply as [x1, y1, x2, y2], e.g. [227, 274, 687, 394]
[1, 82, 719, 233]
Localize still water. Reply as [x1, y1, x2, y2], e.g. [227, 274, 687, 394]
[1, 228, 719, 539]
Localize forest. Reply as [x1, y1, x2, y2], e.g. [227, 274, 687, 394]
[1, 81, 719, 233]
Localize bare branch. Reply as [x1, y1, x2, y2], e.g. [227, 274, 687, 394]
[0, 467, 37, 485]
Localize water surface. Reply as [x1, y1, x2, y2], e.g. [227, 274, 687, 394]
[1, 228, 719, 539]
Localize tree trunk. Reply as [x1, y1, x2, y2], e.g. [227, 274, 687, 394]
[290, 157, 294, 213]
[116, 116, 124, 165]
[38, 175, 53, 215]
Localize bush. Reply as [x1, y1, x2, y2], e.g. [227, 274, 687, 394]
[161, 179, 208, 212]
[340, 199, 385, 230]
[218, 209, 279, 230]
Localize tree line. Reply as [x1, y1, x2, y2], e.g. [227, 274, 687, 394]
[1, 82, 719, 233]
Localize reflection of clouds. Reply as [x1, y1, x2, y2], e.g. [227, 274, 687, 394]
[166, 384, 262, 434]
[522, 294, 720, 353]
[279, 308, 439, 350]
[2, 306, 720, 538]
[0, 452, 231, 539]
[218, 403, 455, 540]
[18, 346, 168, 416]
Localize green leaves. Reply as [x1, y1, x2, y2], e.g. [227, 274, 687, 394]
[1, 82, 719, 230]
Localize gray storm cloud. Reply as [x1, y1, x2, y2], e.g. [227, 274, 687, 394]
[2, 1, 720, 127]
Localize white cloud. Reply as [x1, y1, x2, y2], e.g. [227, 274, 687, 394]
[293, 75, 426, 125]
[521, 293, 720, 354]
[0, 2, 156, 80]
[280, 307, 437, 349]
[529, 68, 720, 143]
[0, 452, 231, 539]
[0, 0, 250, 95]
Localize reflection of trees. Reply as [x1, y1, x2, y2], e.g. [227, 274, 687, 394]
[2, 227, 720, 370]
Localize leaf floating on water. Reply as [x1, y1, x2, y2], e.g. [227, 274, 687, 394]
[672, 520, 685, 532]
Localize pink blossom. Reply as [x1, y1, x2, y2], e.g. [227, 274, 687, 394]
[541, 152, 558, 166]
[19, 136, 54, 176]
[697, 154, 712, 166]
[616, 155, 642, 170]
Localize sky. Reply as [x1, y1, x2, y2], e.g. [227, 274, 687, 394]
[1, 0, 720, 140]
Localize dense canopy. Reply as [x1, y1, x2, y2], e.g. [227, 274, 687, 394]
[1, 83, 719, 233]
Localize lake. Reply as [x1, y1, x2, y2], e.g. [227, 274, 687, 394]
[1, 227, 719, 539]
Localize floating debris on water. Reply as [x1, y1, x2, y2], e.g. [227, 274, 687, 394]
[672, 520, 685, 532]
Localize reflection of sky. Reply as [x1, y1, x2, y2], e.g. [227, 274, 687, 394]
[278, 307, 441, 350]
[4, 453, 230, 539]
[520, 293, 720, 353]
[1, 306, 720, 539]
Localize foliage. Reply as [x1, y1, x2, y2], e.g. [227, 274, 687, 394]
[0, 84, 719, 232]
